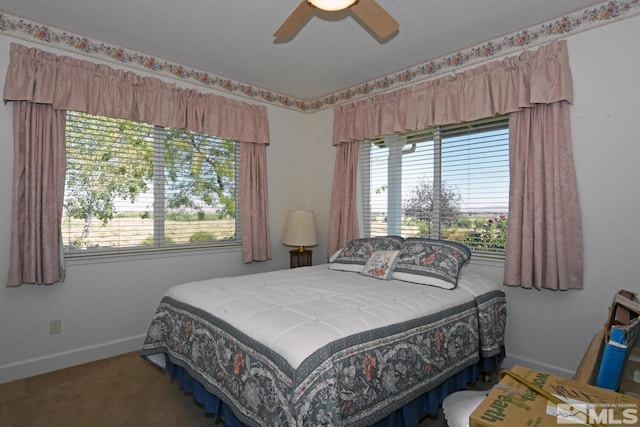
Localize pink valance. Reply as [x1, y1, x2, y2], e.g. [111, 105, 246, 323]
[333, 40, 573, 145]
[3, 43, 270, 145]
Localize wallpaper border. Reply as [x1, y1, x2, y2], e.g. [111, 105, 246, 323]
[1, 0, 639, 113]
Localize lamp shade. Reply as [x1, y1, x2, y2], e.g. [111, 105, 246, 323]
[308, 0, 357, 11]
[282, 210, 317, 249]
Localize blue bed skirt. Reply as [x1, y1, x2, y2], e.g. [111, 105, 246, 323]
[162, 348, 505, 427]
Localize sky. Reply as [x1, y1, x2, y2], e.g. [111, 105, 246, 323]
[365, 127, 509, 215]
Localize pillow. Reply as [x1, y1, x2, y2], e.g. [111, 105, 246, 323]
[328, 248, 342, 263]
[329, 236, 404, 272]
[360, 250, 400, 280]
[392, 239, 471, 289]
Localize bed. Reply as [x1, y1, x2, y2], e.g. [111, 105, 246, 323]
[141, 237, 506, 426]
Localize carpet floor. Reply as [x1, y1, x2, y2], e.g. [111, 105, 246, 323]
[0, 351, 494, 426]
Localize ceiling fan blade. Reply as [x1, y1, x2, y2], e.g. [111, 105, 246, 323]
[350, 0, 399, 39]
[274, 1, 315, 40]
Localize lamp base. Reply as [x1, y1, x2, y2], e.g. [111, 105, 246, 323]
[289, 248, 312, 268]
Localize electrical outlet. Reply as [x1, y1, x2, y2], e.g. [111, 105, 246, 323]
[49, 319, 62, 335]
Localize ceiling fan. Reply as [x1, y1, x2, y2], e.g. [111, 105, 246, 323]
[274, 0, 399, 41]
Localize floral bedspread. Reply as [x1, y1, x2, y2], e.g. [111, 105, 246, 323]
[142, 289, 506, 426]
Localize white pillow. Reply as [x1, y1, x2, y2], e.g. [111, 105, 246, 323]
[360, 250, 400, 280]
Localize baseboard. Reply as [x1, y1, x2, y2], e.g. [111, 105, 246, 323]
[503, 352, 576, 379]
[0, 334, 146, 384]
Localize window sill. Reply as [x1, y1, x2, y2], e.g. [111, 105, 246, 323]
[468, 252, 506, 268]
[64, 242, 242, 266]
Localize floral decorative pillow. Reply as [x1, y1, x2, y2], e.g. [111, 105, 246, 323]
[360, 250, 400, 280]
[392, 239, 471, 289]
[329, 236, 404, 272]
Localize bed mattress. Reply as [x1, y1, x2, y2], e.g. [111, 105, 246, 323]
[142, 264, 506, 426]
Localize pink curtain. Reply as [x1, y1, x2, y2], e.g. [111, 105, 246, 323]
[3, 43, 270, 144]
[504, 102, 583, 290]
[332, 40, 573, 145]
[8, 101, 66, 286]
[3, 43, 272, 286]
[327, 141, 360, 257]
[240, 142, 272, 263]
[329, 40, 583, 289]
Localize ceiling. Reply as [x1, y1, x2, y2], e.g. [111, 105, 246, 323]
[0, 0, 605, 103]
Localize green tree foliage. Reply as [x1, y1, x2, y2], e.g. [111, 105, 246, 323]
[189, 231, 217, 243]
[65, 113, 154, 246]
[403, 179, 461, 227]
[164, 129, 236, 218]
[465, 214, 508, 251]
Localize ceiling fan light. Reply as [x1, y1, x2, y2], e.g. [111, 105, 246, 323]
[307, 0, 357, 12]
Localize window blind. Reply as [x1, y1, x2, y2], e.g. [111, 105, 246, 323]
[360, 116, 509, 255]
[63, 111, 240, 255]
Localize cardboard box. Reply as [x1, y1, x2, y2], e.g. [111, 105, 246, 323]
[620, 347, 640, 398]
[573, 290, 640, 388]
[470, 365, 640, 427]
[574, 328, 606, 385]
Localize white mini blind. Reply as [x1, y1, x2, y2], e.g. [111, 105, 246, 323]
[360, 116, 509, 255]
[63, 111, 240, 255]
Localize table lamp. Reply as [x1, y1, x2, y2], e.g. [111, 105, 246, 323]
[282, 210, 317, 252]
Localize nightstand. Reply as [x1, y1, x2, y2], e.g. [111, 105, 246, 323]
[290, 249, 312, 268]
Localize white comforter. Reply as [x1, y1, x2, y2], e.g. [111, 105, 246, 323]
[164, 264, 501, 370]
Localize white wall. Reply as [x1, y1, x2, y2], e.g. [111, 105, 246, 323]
[1, 13, 639, 383]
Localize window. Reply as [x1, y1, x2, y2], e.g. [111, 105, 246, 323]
[360, 116, 509, 256]
[62, 111, 240, 255]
